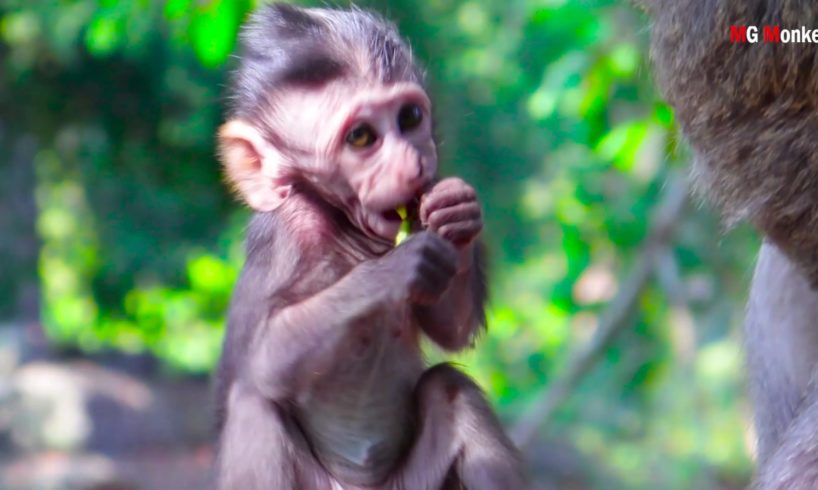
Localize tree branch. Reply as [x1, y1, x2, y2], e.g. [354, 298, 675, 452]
[510, 175, 689, 450]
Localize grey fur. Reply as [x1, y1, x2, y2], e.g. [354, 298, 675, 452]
[647, 1, 818, 487]
[649, 0, 818, 287]
[214, 5, 524, 489]
[228, 4, 423, 121]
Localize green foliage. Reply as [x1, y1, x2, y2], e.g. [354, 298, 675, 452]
[0, 0, 760, 487]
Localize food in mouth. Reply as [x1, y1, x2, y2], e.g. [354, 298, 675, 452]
[394, 205, 411, 245]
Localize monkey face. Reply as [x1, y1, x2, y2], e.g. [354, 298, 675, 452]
[218, 80, 437, 242]
[326, 82, 437, 241]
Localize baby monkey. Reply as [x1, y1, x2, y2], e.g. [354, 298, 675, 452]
[213, 4, 526, 489]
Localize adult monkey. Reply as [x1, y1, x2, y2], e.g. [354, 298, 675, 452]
[212, 4, 526, 490]
[648, 0, 818, 487]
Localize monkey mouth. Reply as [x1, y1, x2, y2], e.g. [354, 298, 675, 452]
[380, 197, 419, 223]
[381, 209, 403, 222]
[366, 198, 420, 241]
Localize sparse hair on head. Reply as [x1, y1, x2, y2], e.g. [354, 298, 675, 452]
[226, 3, 424, 121]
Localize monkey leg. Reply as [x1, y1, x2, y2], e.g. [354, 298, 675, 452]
[747, 243, 818, 489]
[752, 373, 818, 490]
[746, 242, 818, 462]
[216, 381, 331, 490]
[391, 364, 527, 490]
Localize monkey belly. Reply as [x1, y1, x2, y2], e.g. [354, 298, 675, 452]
[295, 337, 422, 486]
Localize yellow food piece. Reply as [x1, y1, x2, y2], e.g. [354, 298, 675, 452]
[395, 206, 410, 245]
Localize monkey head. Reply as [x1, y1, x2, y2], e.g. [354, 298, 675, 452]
[217, 4, 436, 242]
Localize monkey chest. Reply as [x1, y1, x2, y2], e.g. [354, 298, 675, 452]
[295, 336, 422, 487]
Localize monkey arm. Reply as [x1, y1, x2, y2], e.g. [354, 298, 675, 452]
[414, 242, 487, 351]
[246, 262, 394, 401]
[245, 231, 455, 400]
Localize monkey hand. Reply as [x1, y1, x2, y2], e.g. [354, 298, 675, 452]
[419, 177, 483, 248]
[375, 231, 458, 305]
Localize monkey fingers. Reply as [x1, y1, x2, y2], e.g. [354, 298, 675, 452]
[425, 202, 481, 230]
[393, 232, 458, 304]
[420, 179, 483, 245]
[438, 219, 483, 248]
[420, 178, 478, 220]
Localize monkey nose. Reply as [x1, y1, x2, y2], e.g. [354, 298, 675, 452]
[414, 155, 424, 178]
[402, 154, 425, 189]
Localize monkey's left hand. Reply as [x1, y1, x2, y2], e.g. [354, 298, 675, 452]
[419, 177, 483, 249]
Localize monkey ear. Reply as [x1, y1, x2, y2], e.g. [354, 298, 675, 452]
[218, 120, 292, 212]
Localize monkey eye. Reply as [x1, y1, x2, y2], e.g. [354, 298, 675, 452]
[397, 104, 423, 133]
[345, 123, 378, 148]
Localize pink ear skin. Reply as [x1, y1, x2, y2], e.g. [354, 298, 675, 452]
[218, 120, 292, 212]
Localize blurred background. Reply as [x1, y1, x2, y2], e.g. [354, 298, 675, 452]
[0, 0, 760, 489]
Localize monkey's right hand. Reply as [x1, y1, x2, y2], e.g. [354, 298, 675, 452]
[373, 231, 458, 305]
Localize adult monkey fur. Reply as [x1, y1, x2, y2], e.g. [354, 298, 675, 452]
[648, 0, 818, 487]
[213, 4, 526, 490]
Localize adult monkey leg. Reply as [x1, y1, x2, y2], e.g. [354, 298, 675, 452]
[745, 244, 818, 463]
[751, 383, 818, 489]
[745, 243, 818, 490]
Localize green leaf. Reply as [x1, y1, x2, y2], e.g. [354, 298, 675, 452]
[189, 0, 242, 68]
[165, 0, 192, 20]
[85, 15, 121, 56]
